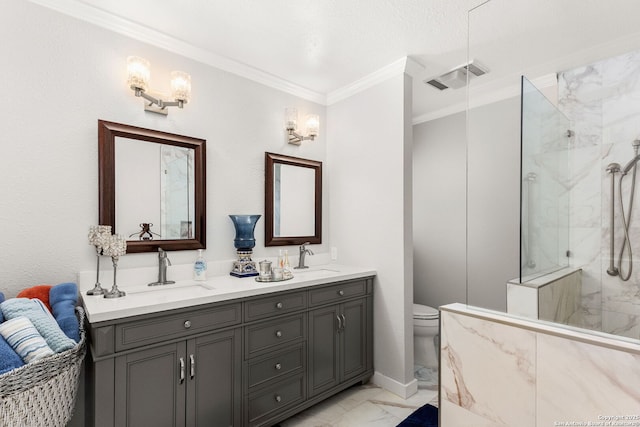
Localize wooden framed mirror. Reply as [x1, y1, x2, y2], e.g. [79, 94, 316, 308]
[265, 152, 322, 246]
[98, 120, 206, 253]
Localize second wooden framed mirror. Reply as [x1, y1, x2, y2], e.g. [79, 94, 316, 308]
[265, 152, 322, 246]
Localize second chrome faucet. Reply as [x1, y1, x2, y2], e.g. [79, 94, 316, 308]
[295, 242, 314, 269]
[148, 248, 176, 286]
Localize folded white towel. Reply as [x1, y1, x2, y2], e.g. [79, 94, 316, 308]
[0, 316, 54, 363]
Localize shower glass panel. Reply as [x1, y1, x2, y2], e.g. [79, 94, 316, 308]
[520, 76, 571, 281]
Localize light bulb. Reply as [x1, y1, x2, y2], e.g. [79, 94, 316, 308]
[306, 114, 319, 137]
[127, 56, 150, 92]
[285, 108, 298, 131]
[171, 71, 191, 103]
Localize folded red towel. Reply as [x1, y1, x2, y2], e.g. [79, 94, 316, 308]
[17, 285, 53, 312]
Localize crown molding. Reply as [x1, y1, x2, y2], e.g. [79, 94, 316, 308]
[327, 57, 424, 105]
[29, 0, 327, 105]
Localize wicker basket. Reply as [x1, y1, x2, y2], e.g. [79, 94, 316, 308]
[0, 306, 86, 427]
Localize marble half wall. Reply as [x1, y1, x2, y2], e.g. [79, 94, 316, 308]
[507, 267, 582, 325]
[440, 303, 640, 426]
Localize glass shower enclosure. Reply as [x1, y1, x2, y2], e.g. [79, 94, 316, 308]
[520, 76, 571, 282]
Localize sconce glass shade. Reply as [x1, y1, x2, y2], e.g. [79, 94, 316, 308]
[127, 56, 150, 92]
[171, 71, 192, 103]
[285, 108, 298, 131]
[306, 114, 320, 137]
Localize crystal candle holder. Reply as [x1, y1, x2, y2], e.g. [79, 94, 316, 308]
[86, 225, 112, 296]
[103, 234, 127, 299]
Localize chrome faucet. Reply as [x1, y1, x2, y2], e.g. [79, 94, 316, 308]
[295, 242, 314, 269]
[148, 248, 176, 286]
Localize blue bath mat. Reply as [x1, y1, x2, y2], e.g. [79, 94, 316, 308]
[396, 403, 438, 426]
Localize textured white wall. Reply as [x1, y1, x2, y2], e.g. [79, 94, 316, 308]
[0, 2, 327, 297]
[327, 73, 415, 396]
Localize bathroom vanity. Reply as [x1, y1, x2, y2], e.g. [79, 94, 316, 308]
[80, 265, 375, 427]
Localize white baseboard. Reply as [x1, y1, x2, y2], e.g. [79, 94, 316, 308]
[370, 371, 418, 399]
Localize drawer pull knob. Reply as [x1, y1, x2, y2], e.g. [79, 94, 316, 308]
[184, 320, 191, 329]
[338, 290, 345, 296]
[275, 363, 282, 370]
[275, 330, 283, 338]
[275, 395, 282, 403]
[275, 302, 283, 309]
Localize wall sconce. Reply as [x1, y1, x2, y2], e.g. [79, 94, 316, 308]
[285, 108, 319, 145]
[127, 56, 191, 115]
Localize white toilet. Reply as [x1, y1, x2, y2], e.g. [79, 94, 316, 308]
[413, 303, 440, 387]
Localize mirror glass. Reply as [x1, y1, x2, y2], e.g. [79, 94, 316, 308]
[99, 120, 206, 253]
[115, 139, 195, 240]
[265, 152, 321, 246]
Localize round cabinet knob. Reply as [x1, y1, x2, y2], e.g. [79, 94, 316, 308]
[275, 363, 282, 370]
[275, 395, 282, 403]
[275, 330, 283, 338]
[275, 302, 283, 309]
[338, 290, 345, 296]
[184, 320, 191, 329]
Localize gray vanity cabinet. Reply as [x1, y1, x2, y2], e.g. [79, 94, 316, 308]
[308, 286, 370, 397]
[86, 302, 243, 427]
[85, 276, 373, 427]
[187, 329, 242, 426]
[113, 341, 186, 427]
[113, 328, 242, 427]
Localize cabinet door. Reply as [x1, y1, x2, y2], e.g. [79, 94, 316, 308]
[308, 305, 340, 397]
[186, 328, 242, 427]
[114, 342, 186, 427]
[340, 298, 368, 381]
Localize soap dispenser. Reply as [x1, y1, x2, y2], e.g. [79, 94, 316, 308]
[194, 249, 207, 281]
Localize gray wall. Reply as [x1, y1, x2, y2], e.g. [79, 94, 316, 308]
[413, 96, 521, 312]
[413, 111, 467, 309]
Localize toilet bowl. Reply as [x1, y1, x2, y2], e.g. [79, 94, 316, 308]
[413, 303, 439, 386]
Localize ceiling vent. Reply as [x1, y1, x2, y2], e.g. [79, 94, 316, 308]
[424, 60, 489, 91]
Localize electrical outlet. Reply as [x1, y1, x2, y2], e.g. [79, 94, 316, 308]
[331, 247, 338, 261]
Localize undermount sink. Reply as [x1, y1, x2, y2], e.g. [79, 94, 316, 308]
[125, 281, 214, 295]
[293, 267, 340, 274]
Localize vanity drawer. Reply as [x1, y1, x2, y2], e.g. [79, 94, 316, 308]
[247, 374, 305, 426]
[115, 302, 241, 352]
[245, 314, 305, 358]
[244, 291, 307, 322]
[309, 279, 369, 307]
[247, 343, 305, 390]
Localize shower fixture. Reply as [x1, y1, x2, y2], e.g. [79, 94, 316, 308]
[622, 153, 640, 175]
[606, 163, 621, 276]
[523, 172, 537, 269]
[424, 60, 489, 91]
[607, 139, 640, 280]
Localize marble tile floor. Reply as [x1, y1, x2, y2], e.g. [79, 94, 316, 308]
[275, 383, 439, 427]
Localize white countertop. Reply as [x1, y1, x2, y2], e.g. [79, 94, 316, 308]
[80, 264, 376, 323]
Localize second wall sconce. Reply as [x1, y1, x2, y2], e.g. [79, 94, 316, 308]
[285, 108, 319, 145]
[127, 56, 192, 115]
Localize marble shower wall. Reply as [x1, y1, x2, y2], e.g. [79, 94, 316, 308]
[440, 304, 640, 426]
[558, 49, 640, 340]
